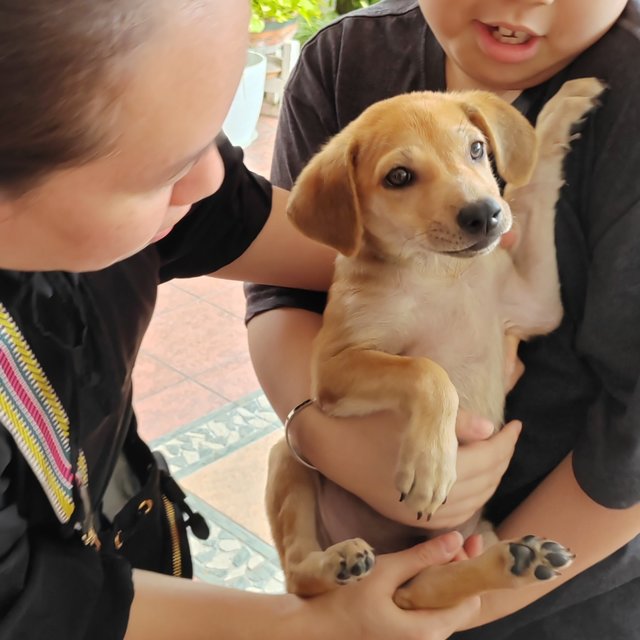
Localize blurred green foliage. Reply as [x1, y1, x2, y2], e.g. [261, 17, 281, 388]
[336, 0, 380, 13]
[296, 0, 380, 44]
[250, 0, 323, 33]
[249, 0, 381, 41]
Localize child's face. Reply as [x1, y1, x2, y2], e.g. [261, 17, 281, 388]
[0, 1, 250, 272]
[419, 0, 627, 91]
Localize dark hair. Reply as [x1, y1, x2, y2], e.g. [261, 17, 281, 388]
[0, 0, 156, 195]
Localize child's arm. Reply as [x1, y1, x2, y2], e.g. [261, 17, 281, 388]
[247, 307, 521, 530]
[461, 452, 640, 629]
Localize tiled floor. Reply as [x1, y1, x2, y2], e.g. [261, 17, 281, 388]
[132, 113, 286, 591]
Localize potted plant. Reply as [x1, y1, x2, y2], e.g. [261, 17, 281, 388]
[222, 50, 268, 148]
[250, 0, 323, 48]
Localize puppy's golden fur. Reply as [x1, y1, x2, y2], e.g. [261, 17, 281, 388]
[267, 79, 604, 608]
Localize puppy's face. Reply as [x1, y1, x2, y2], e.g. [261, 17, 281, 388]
[288, 91, 538, 260]
[357, 100, 511, 258]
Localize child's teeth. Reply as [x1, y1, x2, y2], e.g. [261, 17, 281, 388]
[491, 27, 531, 44]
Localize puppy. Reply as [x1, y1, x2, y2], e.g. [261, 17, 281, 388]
[267, 78, 604, 608]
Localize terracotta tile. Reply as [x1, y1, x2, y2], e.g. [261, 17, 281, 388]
[180, 430, 282, 545]
[134, 379, 227, 441]
[244, 115, 276, 175]
[195, 355, 261, 403]
[172, 275, 233, 299]
[132, 353, 185, 400]
[154, 283, 197, 315]
[206, 282, 248, 320]
[140, 299, 249, 377]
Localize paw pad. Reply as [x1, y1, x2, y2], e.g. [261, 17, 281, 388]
[509, 535, 574, 581]
[327, 541, 375, 585]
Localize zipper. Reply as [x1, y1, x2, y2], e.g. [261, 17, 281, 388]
[162, 494, 182, 576]
[75, 449, 101, 550]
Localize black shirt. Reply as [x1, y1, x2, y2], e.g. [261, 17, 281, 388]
[0, 137, 272, 639]
[244, 1, 640, 637]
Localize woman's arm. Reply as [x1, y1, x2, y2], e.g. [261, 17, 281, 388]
[126, 532, 480, 640]
[213, 186, 335, 291]
[461, 452, 640, 629]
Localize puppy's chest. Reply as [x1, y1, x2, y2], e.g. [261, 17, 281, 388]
[353, 266, 506, 418]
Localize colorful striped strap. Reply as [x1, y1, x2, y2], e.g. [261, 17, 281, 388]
[0, 302, 75, 523]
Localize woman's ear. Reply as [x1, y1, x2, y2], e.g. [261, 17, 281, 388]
[287, 132, 363, 257]
[461, 92, 538, 187]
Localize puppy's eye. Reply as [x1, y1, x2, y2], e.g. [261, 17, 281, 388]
[470, 141, 485, 160]
[384, 167, 413, 188]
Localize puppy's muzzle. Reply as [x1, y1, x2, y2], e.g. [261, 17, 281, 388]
[457, 197, 503, 240]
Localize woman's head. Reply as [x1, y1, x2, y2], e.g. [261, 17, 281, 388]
[419, 0, 628, 92]
[0, 0, 249, 271]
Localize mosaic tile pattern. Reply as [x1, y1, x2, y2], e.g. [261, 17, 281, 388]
[186, 494, 284, 594]
[152, 390, 281, 480]
[150, 390, 285, 593]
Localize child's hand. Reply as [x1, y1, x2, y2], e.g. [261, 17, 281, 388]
[421, 419, 521, 530]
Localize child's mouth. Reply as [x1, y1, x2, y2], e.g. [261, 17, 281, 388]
[473, 21, 541, 63]
[490, 25, 532, 45]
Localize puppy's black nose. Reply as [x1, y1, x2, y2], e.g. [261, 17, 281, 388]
[457, 198, 502, 237]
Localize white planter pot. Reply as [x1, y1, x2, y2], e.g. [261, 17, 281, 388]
[223, 50, 267, 148]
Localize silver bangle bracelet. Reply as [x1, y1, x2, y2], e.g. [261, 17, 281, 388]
[284, 398, 318, 471]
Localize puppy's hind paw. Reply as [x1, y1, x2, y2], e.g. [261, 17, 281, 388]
[324, 538, 375, 585]
[509, 534, 575, 582]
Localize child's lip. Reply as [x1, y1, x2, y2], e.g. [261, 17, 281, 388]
[482, 21, 542, 37]
[473, 20, 542, 64]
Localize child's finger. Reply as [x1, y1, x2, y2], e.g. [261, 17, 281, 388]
[463, 533, 484, 559]
[456, 409, 494, 443]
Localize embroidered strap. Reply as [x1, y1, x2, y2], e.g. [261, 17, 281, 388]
[0, 302, 75, 523]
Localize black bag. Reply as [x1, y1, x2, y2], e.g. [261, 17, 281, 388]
[102, 430, 209, 578]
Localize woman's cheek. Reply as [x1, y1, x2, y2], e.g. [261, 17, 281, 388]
[109, 191, 174, 253]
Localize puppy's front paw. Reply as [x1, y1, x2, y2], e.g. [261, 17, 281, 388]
[322, 538, 375, 586]
[508, 535, 575, 582]
[536, 77, 606, 153]
[395, 427, 458, 520]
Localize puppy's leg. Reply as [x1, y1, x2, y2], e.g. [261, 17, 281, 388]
[266, 438, 375, 596]
[393, 535, 575, 610]
[502, 78, 606, 335]
[313, 348, 459, 520]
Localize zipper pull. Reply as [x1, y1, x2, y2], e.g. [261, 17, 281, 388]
[75, 451, 101, 550]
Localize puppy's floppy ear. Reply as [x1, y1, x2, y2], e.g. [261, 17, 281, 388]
[461, 92, 538, 187]
[287, 131, 362, 256]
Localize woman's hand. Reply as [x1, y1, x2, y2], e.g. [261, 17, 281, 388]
[304, 531, 481, 640]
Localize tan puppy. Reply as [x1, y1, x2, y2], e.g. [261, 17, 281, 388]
[267, 78, 604, 608]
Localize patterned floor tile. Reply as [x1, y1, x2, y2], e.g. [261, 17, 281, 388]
[186, 494, 284, 594]
[151, 391, 281, 480]
[149, 394, 285, 593]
